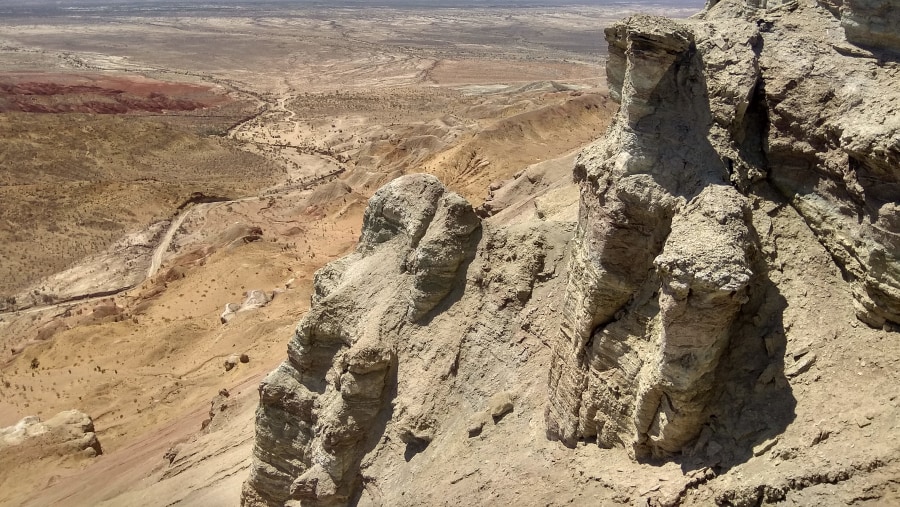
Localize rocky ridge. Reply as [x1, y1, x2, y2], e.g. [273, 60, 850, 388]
[547, 0, 900, 456]
[243, 1, 899, 505]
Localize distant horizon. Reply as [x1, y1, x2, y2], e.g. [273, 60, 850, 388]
[0, 0, 703, 4]
[0, 0, 706, 11]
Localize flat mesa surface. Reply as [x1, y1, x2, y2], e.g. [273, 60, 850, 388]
[0, 1, 703, 506]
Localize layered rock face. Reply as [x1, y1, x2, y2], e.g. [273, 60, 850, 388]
[547, 0, 899, 456]
[816, 0, 900, 51]
[243, 170, 577, 505]
[545, 14, 761, 457]
[698, 0, 900, 329]
[243, 175, 484, 506]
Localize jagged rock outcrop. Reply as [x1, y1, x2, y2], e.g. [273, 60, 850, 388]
[695, 0, 900, 329]
[546, 13, 761, 457]
[243, 170, 580, 505]
[0, 409, 102, 458]
[816, 0, 900, 51]
[547, 0, 899, 456]
[243, 174, 483, 506]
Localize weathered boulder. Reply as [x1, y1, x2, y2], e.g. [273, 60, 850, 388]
[0, 409, 102, 459]
[224, 354, 240, 371]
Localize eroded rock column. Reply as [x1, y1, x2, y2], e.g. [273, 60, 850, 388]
[546, 15, 761, 457]
[242, 174, 480, 506]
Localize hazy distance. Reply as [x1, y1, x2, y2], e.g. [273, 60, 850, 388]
[0, 0, 707, 16]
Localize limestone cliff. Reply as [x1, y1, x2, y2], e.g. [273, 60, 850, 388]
[547, 0, 899, 457]
[243, 175, 488, 506]
[243, 168, 586, 506]
[243, 1, 900, 505]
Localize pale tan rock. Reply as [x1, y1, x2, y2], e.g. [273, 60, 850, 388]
[488, 391, 515, 421]
[547, 0, 900, 460]
[243, 174, 483, 506]
[703, 0, 900, 327]
[241, 3, 900, 504]
[224, 354, 240, 371]
[0, 409, 102, 458]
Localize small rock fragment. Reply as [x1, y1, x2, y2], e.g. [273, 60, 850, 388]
[809, 429, 830, 446]
[753, 437, 779, 457]
[164, 444, 182, 464]
[224, 354, 240, 372]
[792, 346, 810, 360]
[488, 392, 514, 422]
[757, 363, 780, 385]
[764, 334, 778, 357]
[467, 419, 486, 438]
[466, 410, 492, 438]
[785, 353, 816, 378]
[220, 303, 241, 324]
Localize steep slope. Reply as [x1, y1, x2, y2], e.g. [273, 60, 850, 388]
[243, 173, 597, 506]
[0, 112, 279, 302]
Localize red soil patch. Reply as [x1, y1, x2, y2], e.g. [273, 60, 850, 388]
[0, 72, 231, 114]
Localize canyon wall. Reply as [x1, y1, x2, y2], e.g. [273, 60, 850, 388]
[546, 0, 899, 456]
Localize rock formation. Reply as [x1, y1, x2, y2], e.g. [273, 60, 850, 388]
[244, 0, 899, 504]
[221, 290, 276, 324]
[547, 0, 899, 457]
[243, 174, 485, 506]
[545, 13, 759, 456]
[696, 0, 900, 330]
[0, 409, 102, 458]
[814, 0, 900, 51]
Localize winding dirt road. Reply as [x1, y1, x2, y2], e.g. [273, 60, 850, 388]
[147, 204, 197, 279]
[2, 201, 221, 319]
